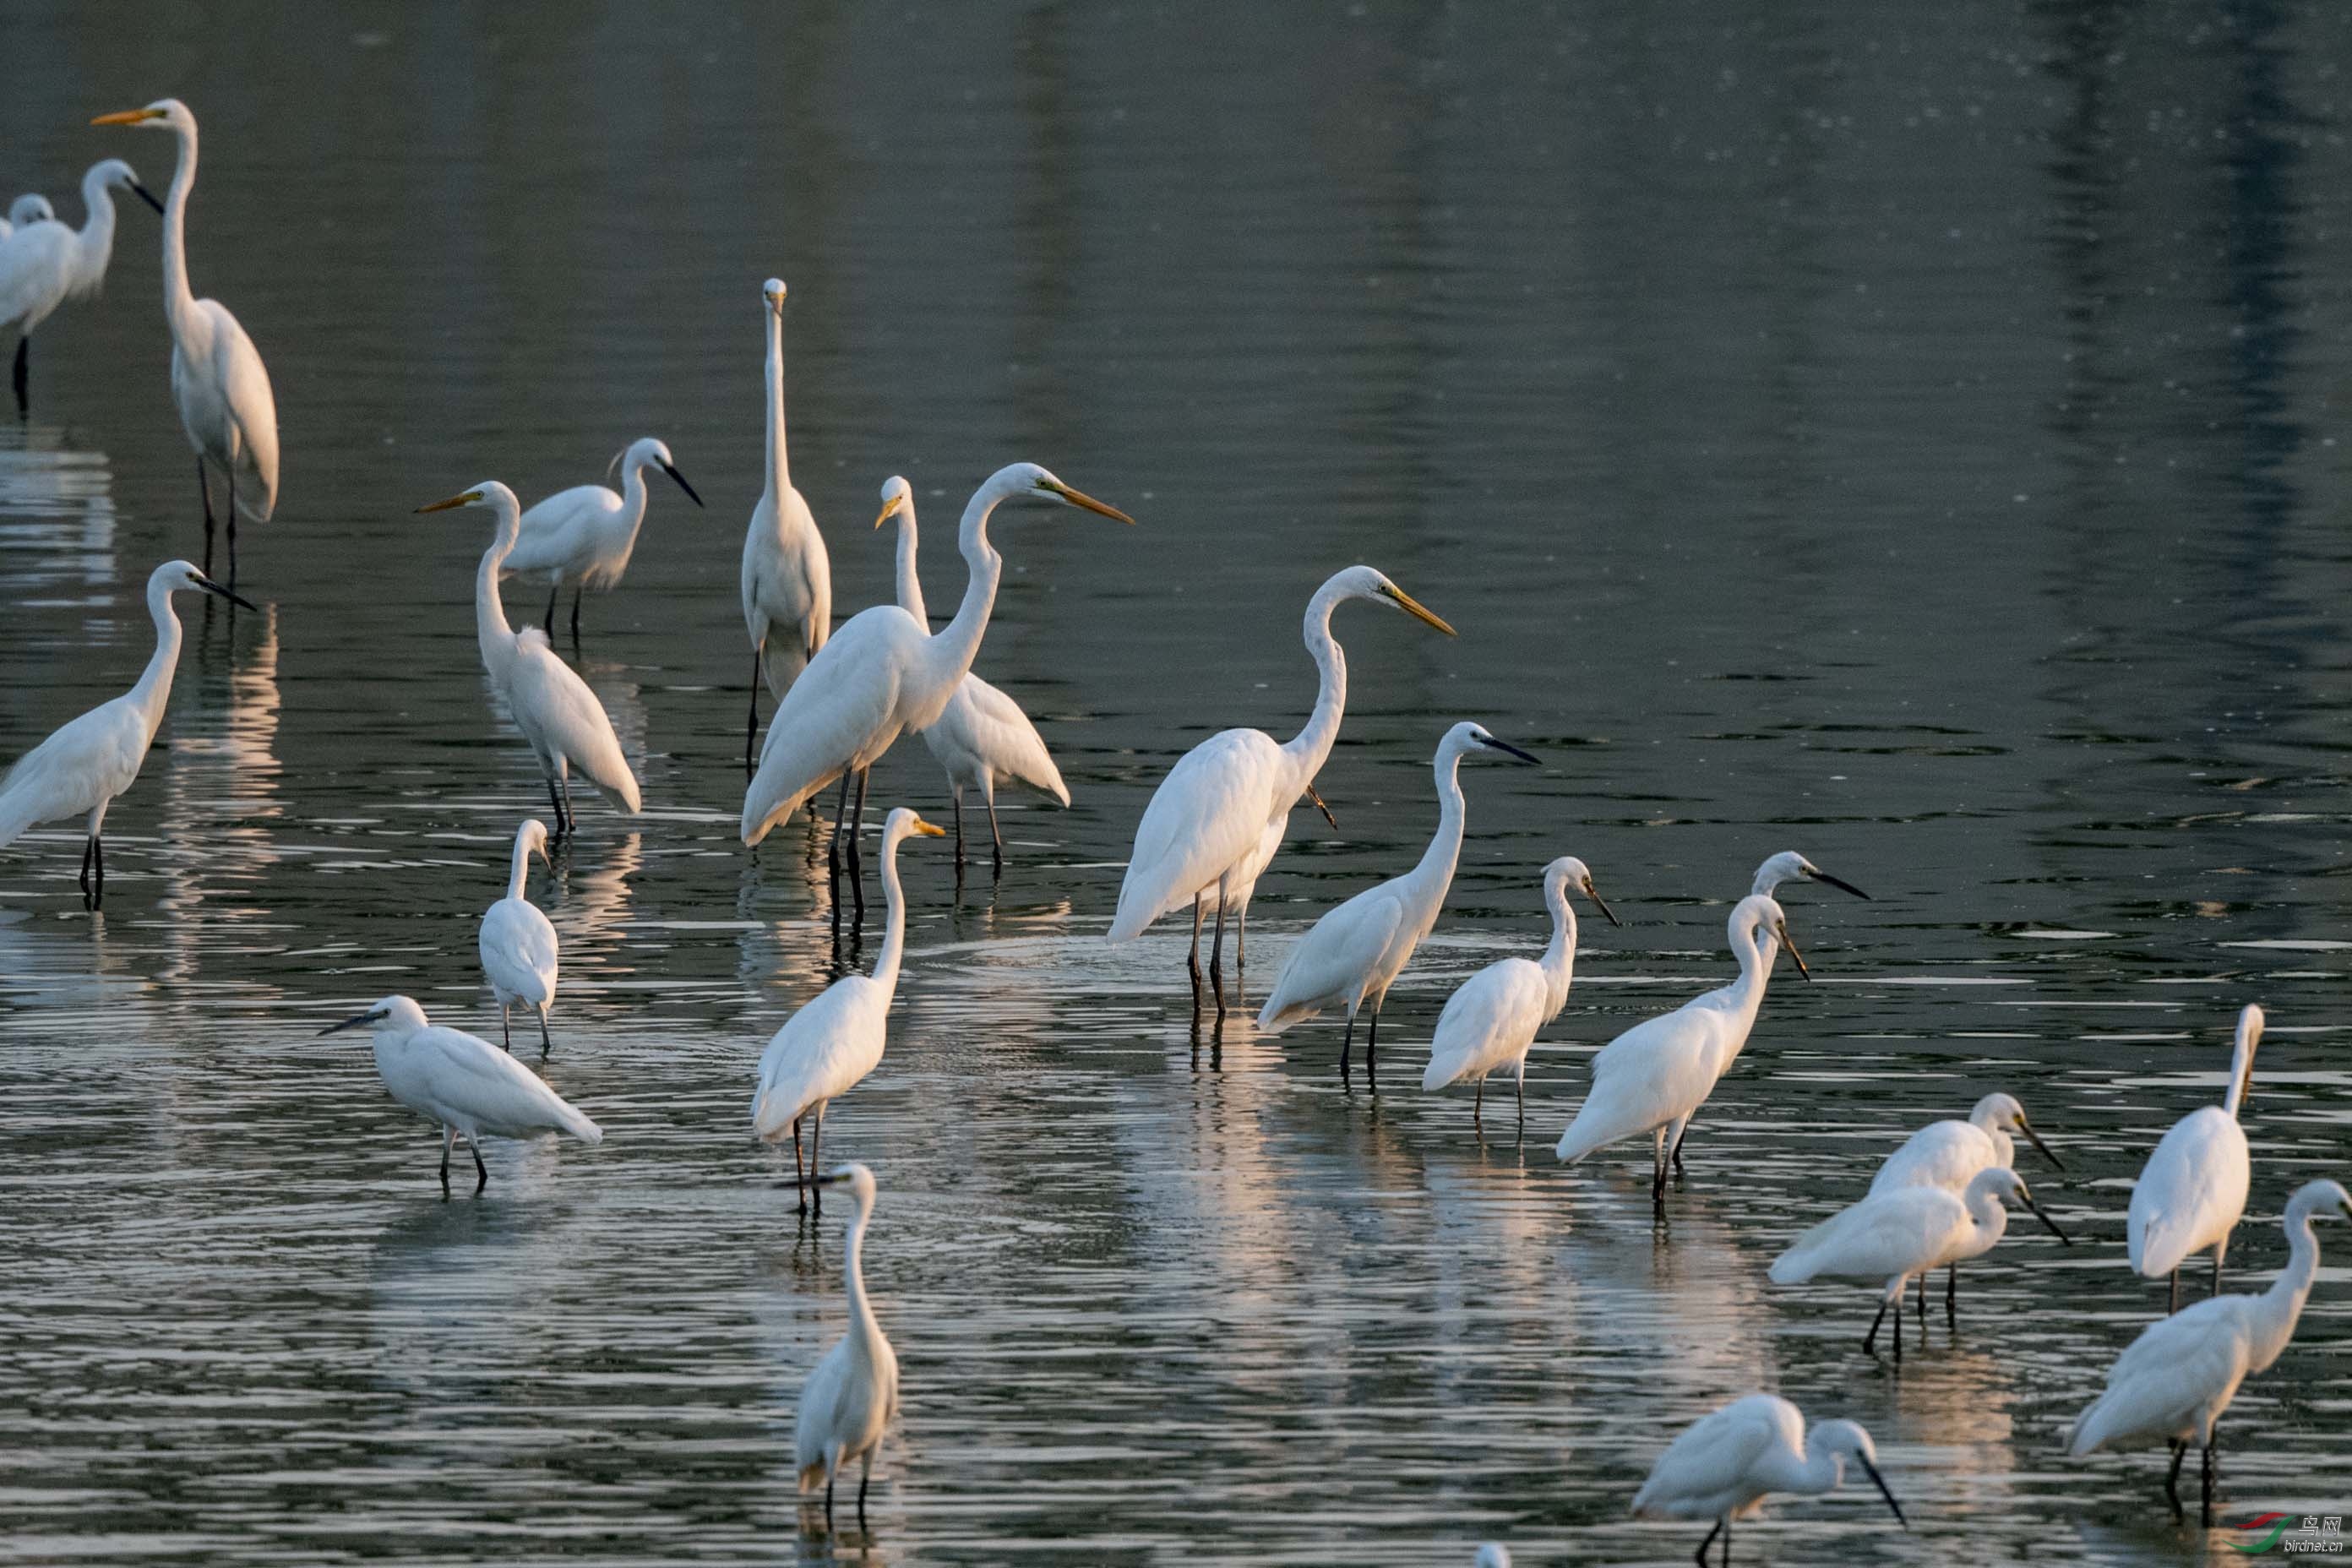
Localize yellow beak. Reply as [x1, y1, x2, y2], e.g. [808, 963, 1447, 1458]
[874, 493, 906, 529]
[415, 491, 482, 514]
[91, 108, 165, 126]
[1380, 583, 1457, 636]
[911, 817, 947, 837]
[1040, 478, 1135, 524]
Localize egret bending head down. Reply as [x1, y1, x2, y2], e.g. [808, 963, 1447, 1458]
[1632, 1394, 1905, 1566]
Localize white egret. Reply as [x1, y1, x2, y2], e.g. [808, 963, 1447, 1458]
[319, 994, 602, 1195]
[741, 277, 831, 767]
[1868, 1091, 2066, 1316]
[1554, 895, 1809, 1211]
[2071, 1179, 2352, 1526]
[1768, 1167, 2072, 1358]
[1749, 849, 1871, 902]
[1631, 1395, 1905, 1566]
[418, 483, 644, 835]
[754, 809, 945, 1207]
[1256, 721, 1538, 1072]
[2129, 1002, 2260, 1311]
[1474, 1548, 1510, 1568]
[479, 818, 559, 1055]
[876, 475, 1070, 873]
[741, 463, 1131, 903]
[0, 194, 57, 243]
[792, 1162, 901, 1531]
[0, 159, 159, 414]
[0, 558, 252, 905]
[502, 436, 704, 641]
[1421, 855, 1618, 1130]
[1108, 566, 1454, 1003]
[93, 101, 279, 589]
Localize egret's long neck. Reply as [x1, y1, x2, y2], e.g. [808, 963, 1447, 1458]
[126, 577, 182, 734]
[1776, 1445, 1846, 1500]
[160, 125, 199, 335]
[2224, 1022, 2256, 1119]
[1723, 916, 1775, 1027]
[1402, 746, 1469, 902]
[870, 831, 912, 996]
[475, 508, 521, 674]
[2248, 1205, 2325, 1372]
[75, 167, 118, 287]
[764, 307, 789, 498]
[843, 1194, 881, 1348]
[618, 458, 651, 549]
[893, 509, 928, 628]
[917, 485, 1006, 687]
[504, 830, 534, 901]
[1538, 880, 1579, 1014]
[1278, 587, 1348, 793]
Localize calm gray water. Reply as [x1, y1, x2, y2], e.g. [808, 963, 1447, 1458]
[3, 3, 2350, 1563]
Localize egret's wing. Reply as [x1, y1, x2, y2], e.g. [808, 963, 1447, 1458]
[942, 674, 1068, 803]
[744, 609, 921, 843]
[2128, 1109, 2248, 1276]
[197, 299, 277, 520]
[1424, 959, 1547, 1090]
[1631, 1397, 1792, 1519]
[794, 1335, 855, 1479]
[507, 634, 642, 809]
[1868, 1120, 1985, 1195]
[480, 899, 559, 1004]
[1256, 886, 1404, 1033]
[1555, 1004, 1728, 1161]
[1110, 728, 1286, 940]
[412, 1025, 600, 1142]
[1768, 1188, 1949, 1283]
[0, 221, 72, 326]
[2072, 1300, 2251, 1453]
[507, 486, 619, 574]
[752, 979, 887, 1141]
[789, 487, 831, 663]
[0, 698, 146, 844]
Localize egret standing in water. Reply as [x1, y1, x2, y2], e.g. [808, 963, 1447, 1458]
[1631, 1395, 1905, 1566]
[0, 559, 252, 906]
[319, 994, 602, 1195]
[876, 475, 1069, 874]
[0, 159, 159, 414]
[2130, 1002, 2261, 1312]
[741, 278, 830, 768]
[1256, 721, 1538, 1075]
[479, 818, 559, 1054]
[1869, 1091, 2066, 1315]
[1109, 566, 1454, 1004]
[1421, 855, 1618, 1131]
[2071, 1179, 2352, 1525]
[419, 483, 644, 835]
[93, 101, 278, 589]
[793, 1162, 901, 1531]
[502, 436, 703, 642]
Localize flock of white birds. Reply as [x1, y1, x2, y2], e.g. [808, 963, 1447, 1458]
[1, 96, 2344, 1560]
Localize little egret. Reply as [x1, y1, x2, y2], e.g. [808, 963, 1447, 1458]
[1554, 895, 1808, 1212]
[320, 994, 602, 1195]
[1421, 855, 1618, 1130]
[419, 483, 644, 835]
[741, 463, 1130, 904]
[754, 809, 945, 1207]
[502, 436, 703, 641]
[2129, 1002, 2260, 1311]
[2070, 1178, 2352, 1526]
[1749, 849, 1871, 902]
[1256, 721, 1538, 1073]
[1868, 1091, 2065, 1315]
[1631, 1394, 1905, 1566]
[1109, 566, 1455, 1003]
[877, 474, 1069, 874]
[479, 818, 558, 1055]
[0, 558, 252, 905]
[0, 194, 58, 244]
[741, 278, 831, 766]
[792, 1161, 901, 1530]
[0, 160, 158, 413]
[93, 101, 278, 588]
[1768, 1167, 2072, 1358]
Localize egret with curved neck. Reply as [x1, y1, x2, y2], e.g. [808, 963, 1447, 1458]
[1633, 1395, 1905, 1566]
[504, 435, 703, 642]
[2130, 1002, 2262, 1312]
[479, 818, 559, 1054]
[0, 157, 159, 414]
[792, 1162, 901, 1530]
[741, 277, 831, 766]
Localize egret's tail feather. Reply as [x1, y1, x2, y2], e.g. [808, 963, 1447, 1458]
[753, 1086, 806, 1145]
[797, 1458, 826, 1493]
[559, 1104, 603, 1146]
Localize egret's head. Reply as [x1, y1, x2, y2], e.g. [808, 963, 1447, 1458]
[1732, 893, 1809, 980]
[83, 159, 162, 214]
[318, 994, 429, 1037]
[1440, 721, 1538, 767]
[985, 462, 1134, 523]
[2287, 1179, 2352, 1226]
[7, 194, 55, 228]
[1977, 1167, 2072, 1244]
[874, 475, 915, 530]
[152, 558, 257, 611]
[1323, 564, 1456, 635]
[1542, 855, 1620, 927]
[416, 481, 519, 518]
[762, 276, 787, 316]
[1808, 1419, 1903, 1525]
[801, 1161, 879, 1208]
[90, 98, 192, 135]
[1972, 1092, 2027, 1131]
[881, 807, 947, 847]
[519, 818, 552, 864]
[1750, 849, 1870, 901]
[618, 438, 700, 509]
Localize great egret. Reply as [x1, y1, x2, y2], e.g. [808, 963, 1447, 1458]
[754, 808, 944, 1206]
[0, 194, 58, 243]
[876, 475, 1069, 873]
[418, 483, 644, 834]
[1768, 1167, 2072, 1358]
[1109, 566, 1455, 1003]
[742, 463, 1131, 903]
[479, 818, 558, 1055]
[1421, 855, 1618, 1130]
[1256, 721, 1538, 1072]
[2071, 1179, 2352, 1526]
[93, 101, 278, 589]
[1631, 1395, 1905, 1567]
[0, 558, 252, 905]
[792, 1162, 901, 1530]
[502, 436, 703, 641]
[1554, 894, 1808, 1211]
[0, 159, 159, 414]
[741, 278, 830, 767]
[2129, 1002, 2260, 1311]
[1749, 849, 1870, 902]
[319, 994, 602, 1195]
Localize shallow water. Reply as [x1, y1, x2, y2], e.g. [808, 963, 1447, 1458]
[3, 2, 2352, 1563]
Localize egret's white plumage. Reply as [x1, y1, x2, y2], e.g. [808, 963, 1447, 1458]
[1473, 1548, 1511, 1568]
[420, 482, 644, 833]
[94, 101, 278, 585]
[504, 436, 704, 640]
[879, 475, 1069, 871]
[0, 159, 156, 412]
[1748, 848, 1871, 903]
[479, 818, 559, 1055]
[793, 1161, 901, 1530]
[0, 194, 57, 242]
[1421, 855, 1617, 1128]
[0, 558, 248, 904]
[1870, 1092, 2062, 1196]
[2128, 1003, 2261, 1309]
[320, 994, 602, 1193]
[1631, 1395, 1905, 1565]
[741, 278, 831, 761]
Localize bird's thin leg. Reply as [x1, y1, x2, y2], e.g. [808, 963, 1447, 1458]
[2213, 1240, 2225, 1299]
[536, 1004, 552, 1058]
[439, 1125, 455, 1195]
[79, 834, 95, 901]
[543, 583, 558, 635]
[1364, 1001, 1381, 1084]
[471, 1135, 487, 1194]
[2202, 1439, 2215, 1527]
[226, 467, 238, 591]
[1188, 893, 1206, 1003]
[792, 1118, 807, 1214]
[1473, 1079, 1483, 1127]
[569, 586, 582, 645]
[10, 335, 26, 417]
[1206, 896, 1229, 1014]
[2164, 1440, 2186, 1522]
[1863, 1296, 1889, 1356]
[559, 773, 577, 837]
[986, 792, 1004, 878]
[810, 1102, 825, 1213]
[1670, 1119, 1690, 1175]
[546, 772, 567, 839]
[89, 833, 102, 906]
[1722, 1515, 1731, 1567]
[1946, 1261, 1958, 1325]
[1651, 1128, 1668, 1213]
[1693, 1519, 1721, 1568]
[1236, 903, 1248, 970]
[1515, 1065, 1526, 1137]
[1339, 1009, 1356, 1081]
[848, 769, 871, 912]
[858, 1452, 871, 1529]
[500, 1003, 512, 1053]
[2169, 1268, 2180, 1315]
[951, 787, 966, 877]
[1917, 1271, 1927, 1323]
[744, 648, 762, 774]
[825, 1466, 836, 1529]
[826, 770, 852, 882]
[197, 459, 215, 576]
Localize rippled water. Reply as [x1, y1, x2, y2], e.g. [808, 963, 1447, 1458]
[4, 3, 2352, 1564]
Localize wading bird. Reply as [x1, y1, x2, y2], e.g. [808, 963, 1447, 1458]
[1868, 1090, 2066, 1315]
[1109, 566, 1454, 1004]
[2129, 1003, 2260, 1312]
[503, 436, 703, 641]
[479, 818, 558, 1054]
[1748, 849, 1870, 903]
[0, 193, 58, 244]
[2071, 1179, 2351, 1526]
[1632, 1395, 1905, 1567]
[1256, 721, 1538, 1073]
[0, 159, 159, 413]
[1421, 855, 1618, 1131]
[741, 278, 830, 767]
[793, 1162, 901, 1531]
[93, 101, 278, 588]
[0, 559, 252, 905]
[320, 994, 602, 1195]
[419, 483, 644, 835]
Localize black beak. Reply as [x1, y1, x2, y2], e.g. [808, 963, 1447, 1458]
[2023, 1190, 2072, 1246]
[1858, 1456, 1907, 1529]
[131, 181, 164, 215]
[2020, 1121, 2066, 1173]
[661, 461, 704, 509]
[1810, 868, 1871, 901]
[196, 574, 259, 612]
[1304, 782, 1338, 831]
[1583, 883, 1621, 928]
[318, 1009, 387, 1036]
[1478, 736, 1540, 765]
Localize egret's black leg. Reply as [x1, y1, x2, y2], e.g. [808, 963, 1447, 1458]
[845, 770, 870, 914]
[439, 1127, 455, 1195]
[11, 335, 26, 416]
[1693, 1519, 1721, 1568]
[1473, 1079, 1483, 1127]
[79, 836, 95, 900]
[1671, 1122, 1690, 1175]
[792, 1118, 807, 1213]
[90, 836, 101, 906]
[2164, 1440, 2186, 1522]
[809, 1102, 825, 1213]
[1339, 1010, 1356, 1081]
[543, 583, 558, 635]
[1917, 1271, 1927, 1322]
[226, 468, 239, 591]
[2169, 1268, 2180, 1315]
[471, 1136, 487, 1194]
[857, 1458, 871, 1529]
[986, 794, 1004, 877]
[536, 1005, 553, 1058]
[196, 459, 215, 576]
[745, 649, 763, 774]
[1723, 1516, 1731, 1566]
[546, 774, 567, 837]
[559, 774, 576, 836]
[825, 1470, 836, 1528]
[1364, 1003, 1381, 1087]
[569, 586, 582, 645]
[1947, 1262, 1958, 1325]
[1515, 1070, 1525, 1136]
[1206, 897, 1229, 1014]
[2202, 1439, 2215, 1527]
[500, 1004, 512, 1052]
[1864, 1297, 1890, 1356]
[1187, 893, 1206, 1002]
[952, 789, 966, 875]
